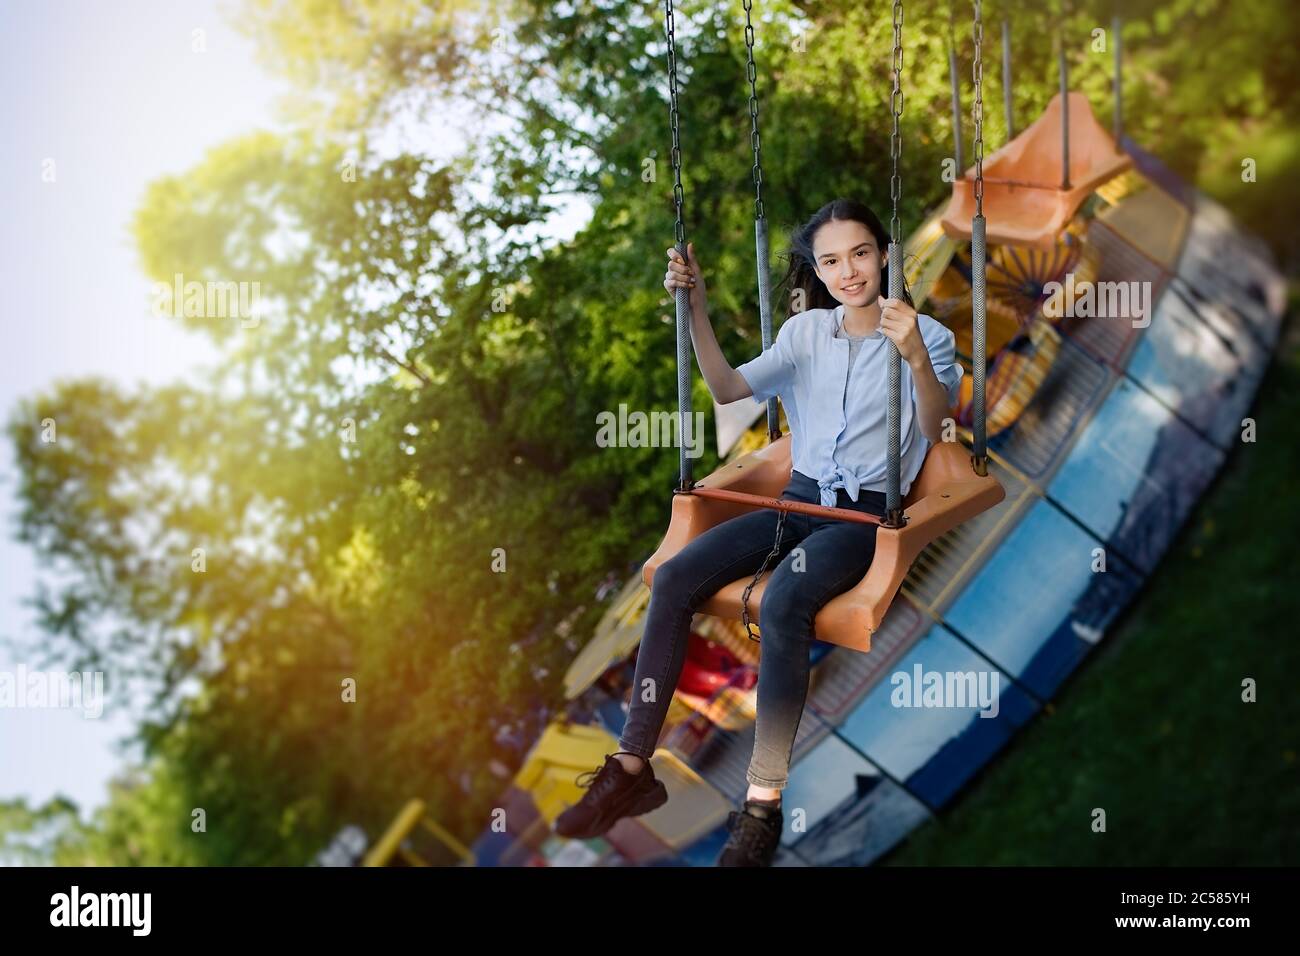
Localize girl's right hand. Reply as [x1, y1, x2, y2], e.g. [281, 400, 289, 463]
[664, 241, 707, 314]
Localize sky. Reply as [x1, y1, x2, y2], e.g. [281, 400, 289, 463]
[0, 0, 288, 815]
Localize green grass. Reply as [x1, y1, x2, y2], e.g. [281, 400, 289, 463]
[882, 298, 1300, 867]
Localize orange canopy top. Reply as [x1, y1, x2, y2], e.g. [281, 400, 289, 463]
[940, 91, 1131, 250]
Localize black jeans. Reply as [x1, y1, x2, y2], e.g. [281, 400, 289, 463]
[619, 470, 886, 789]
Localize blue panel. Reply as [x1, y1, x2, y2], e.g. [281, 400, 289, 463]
[944, 496, 1144, 698]
[783, 733, 933, 865]
[1179, 207, 1284, 348]
[1125, 286, 1265, 448]
[593, 696, 629, 739]
[837, 623, 1038, 810]
[1048, 377, 1224, 574]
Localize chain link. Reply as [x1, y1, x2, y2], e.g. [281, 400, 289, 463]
[741, 508, 787, 642]
[972, 0, 984, 212]
[666, 0, 685, 248]
[742, 0, 765, 221]
[889, 0, 903, 243]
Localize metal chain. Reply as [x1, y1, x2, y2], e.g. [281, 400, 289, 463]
[972, 0, 984, 213]
[881, 0, 905, 524]
[744, 0, 778, 440]
[742, 0, 765, 221]
[665, 0, 693, 488]
[970, 0, 988, 474]
[666, 0, 685, 250]
[889, 0, 903, 243]
[741, 509, 787, 642]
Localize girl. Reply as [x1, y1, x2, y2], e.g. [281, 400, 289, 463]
[554, 199, 963, 866]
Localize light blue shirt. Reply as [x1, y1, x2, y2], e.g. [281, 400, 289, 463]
[736, 303, 964, 507]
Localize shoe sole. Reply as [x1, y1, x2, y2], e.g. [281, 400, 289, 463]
[553, 778, 669, 840]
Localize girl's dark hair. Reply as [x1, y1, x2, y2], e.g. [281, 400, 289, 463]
[773, 197, 913, 319]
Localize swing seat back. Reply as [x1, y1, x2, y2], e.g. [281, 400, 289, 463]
[642, 434, 1005, 653]
[940, 92, 1131, 250]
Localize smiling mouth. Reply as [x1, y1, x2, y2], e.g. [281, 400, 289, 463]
[842, 282, 866, 293]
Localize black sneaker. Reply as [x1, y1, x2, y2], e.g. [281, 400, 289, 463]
[715, 799, 783, 866]
[552, 752, 668, 840]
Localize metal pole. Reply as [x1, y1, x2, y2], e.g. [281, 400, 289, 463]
[755, 219, 778, 439]
[1113, 15, 1123, 144]
[674, 243, 693, 489]
[1001, 19, 1013, 142]
[1059, 34, 1070, 190]
[949, 41, 964, 173]
[885, 0, 904, 527]
[886, 240, 903, 522]
[665, 0, 693, 489]
[971, 217, 987, 468]
[742, 0, 780, 441]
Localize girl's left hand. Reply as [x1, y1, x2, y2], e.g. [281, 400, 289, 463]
[878, 298, 926, 366]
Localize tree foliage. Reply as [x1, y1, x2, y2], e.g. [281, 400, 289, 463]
[6, 0, 1296, 863]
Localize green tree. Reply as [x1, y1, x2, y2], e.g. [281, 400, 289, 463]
[6, 0, 1296, 863]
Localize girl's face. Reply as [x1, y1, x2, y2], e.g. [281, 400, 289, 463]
[812, 219, 886, 307]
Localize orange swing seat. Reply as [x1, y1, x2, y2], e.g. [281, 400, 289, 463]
[642, 433, 1005, 653]
[940, 92, 1131, 250]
